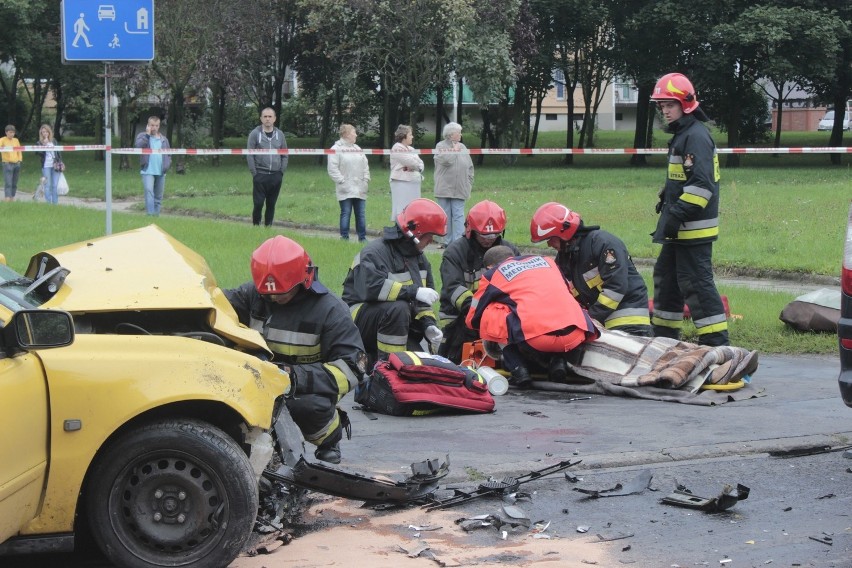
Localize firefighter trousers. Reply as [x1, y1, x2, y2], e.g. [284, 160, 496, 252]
[652, 242, 729, 346]
[353, 300, 425, 367]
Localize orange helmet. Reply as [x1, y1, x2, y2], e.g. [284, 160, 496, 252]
[397, 198, 448, 239]
[530, 202, 581, 243]
[251, 236, 315, 295]
[465, 200, 506, 238]
[651, 72, 699, 114]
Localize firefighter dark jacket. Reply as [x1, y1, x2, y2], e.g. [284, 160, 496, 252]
[653, 113, 721, 245]
[342, 225, 438, 330]
[556, 229, 650, 330]
[225, 280, 366, 398]
[438, 235, 520, 326]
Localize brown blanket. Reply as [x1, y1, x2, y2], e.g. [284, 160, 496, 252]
[532, 330, 762, 405]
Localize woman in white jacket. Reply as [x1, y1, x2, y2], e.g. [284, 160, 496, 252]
[328, 124, 371, 242]
[388, 124, 424, 221]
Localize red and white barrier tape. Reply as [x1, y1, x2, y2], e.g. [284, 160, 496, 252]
[2, 145, 851, 155]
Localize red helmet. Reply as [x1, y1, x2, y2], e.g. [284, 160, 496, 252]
[251, 236, 315, 295]
[465, 200, 506, 238]
[397, 198, 448, 238]
[650, 72, 699, 114]
[530, 202, 581, 243]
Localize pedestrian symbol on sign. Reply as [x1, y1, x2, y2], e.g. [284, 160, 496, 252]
[72, 13, 92, 48]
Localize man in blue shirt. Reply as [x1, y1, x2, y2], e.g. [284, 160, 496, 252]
[135, 116, 172, 216]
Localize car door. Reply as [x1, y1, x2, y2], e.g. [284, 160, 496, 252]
[0, 310, 49, 544]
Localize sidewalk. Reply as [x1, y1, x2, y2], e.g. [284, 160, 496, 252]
[339, 354, 848, 481]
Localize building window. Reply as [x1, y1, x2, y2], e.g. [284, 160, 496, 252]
[546, 114, 557, 121]
[615, 113, 623, 121]
[554, 70, 565, 100]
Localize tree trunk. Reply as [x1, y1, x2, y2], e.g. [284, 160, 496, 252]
[435, 86, 444, 146]
[94, 110, 104, 162]
[456, 75, 464, 127]
[773, 100, 783, 149]
[53, 80, 65, 143]
[316, 95, 333, 166]
[210, 82, 226, 167]
[829, 93, 847, 166]
[169, 90, 187, 174]
[725, 109, 741, 169]
[630, 83, 652, 167]
[563, 93, 575, 166]
[117, 100, 131, 170]
[529, 94, 543, 149]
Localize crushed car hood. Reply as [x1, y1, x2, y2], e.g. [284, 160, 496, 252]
[35, 224, 269, 353]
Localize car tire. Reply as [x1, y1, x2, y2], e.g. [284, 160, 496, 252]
[85, 419, 258, 568]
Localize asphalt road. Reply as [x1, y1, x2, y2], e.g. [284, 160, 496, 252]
[4, 354, 849, 567]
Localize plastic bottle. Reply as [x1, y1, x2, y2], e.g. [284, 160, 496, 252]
[477, 366, 509, 396]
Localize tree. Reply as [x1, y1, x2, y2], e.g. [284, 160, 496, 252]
[610, 0, 696, 165]
[718, 5, 841, 149]
[799, 0, 852, 164]
[0, 2, 62, 137]
[150, 0, 214, 172]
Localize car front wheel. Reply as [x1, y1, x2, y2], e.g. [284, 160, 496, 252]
[85, 419, 258, 568]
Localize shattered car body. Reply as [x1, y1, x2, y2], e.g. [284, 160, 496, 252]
[0, 225, 443, 568]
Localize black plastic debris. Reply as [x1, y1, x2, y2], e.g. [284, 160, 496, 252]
[660, 483, 750, 512]
[574, 470, 653, 498]
[593, 532, 634, 543]
[501, 504, 531, 528]
[808, 533, 833, 546]
[266, 455, 449, 504]
[424, 459, 582, 511]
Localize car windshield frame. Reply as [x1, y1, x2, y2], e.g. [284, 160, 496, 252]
[0, 264, 44, 311]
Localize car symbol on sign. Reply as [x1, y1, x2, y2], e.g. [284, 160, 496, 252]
[98, 5, 116, 21]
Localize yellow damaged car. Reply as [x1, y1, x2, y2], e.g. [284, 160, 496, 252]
[0, 225, 444, 568]
[0, 226, 290, 567]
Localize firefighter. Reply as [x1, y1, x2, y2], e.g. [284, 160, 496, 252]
[438, 200, 521, 363]
[650, 72, 729, 346]
[342, 198, 447, 365]
[466, 246, 599, 389]
[225, 236, 368, 464]
[530, 202, 651, 337]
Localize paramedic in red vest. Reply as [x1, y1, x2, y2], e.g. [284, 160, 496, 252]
[225, 236, 368, 465]
[650, 72, 729, 346]
[438, 200, 521, 363]
[530, 202, 651, 337]
[342, 198, 447, 366]
[465, 246, 599, 389]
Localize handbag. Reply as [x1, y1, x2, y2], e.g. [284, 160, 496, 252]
[53, 158, 65, 173]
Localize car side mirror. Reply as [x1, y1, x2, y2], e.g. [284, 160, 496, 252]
[5, 309, 74, 350]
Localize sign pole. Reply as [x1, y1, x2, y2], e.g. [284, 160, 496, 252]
[104, 62, 113, 235]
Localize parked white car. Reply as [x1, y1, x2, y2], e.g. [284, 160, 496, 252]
[817, 110, 851, 131]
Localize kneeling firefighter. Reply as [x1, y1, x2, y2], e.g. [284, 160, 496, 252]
[226, 236, 368, 464]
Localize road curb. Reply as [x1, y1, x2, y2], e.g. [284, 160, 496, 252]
[574, 432, 852, 471]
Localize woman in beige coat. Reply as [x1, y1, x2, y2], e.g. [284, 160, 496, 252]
[389, 124, 424, 220]
[328, 124, 370, 241]
[433, 122, 474, 245]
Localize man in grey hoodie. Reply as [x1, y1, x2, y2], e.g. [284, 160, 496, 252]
[247, 107, 289, 226]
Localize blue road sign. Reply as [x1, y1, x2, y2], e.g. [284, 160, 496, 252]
[61, 0, 155, 63]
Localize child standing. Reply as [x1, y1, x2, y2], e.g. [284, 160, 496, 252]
[1, 125, 22, 202]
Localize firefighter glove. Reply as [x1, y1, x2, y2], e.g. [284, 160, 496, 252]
[425, 325, 443, 352]
[416, 287, 440, 305]
[663, 215, 681, 239]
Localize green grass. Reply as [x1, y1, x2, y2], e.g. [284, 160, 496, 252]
[4, 129, 847, 356]
[0, 203, 838, 356]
